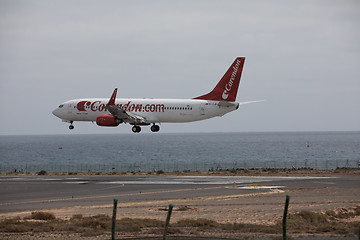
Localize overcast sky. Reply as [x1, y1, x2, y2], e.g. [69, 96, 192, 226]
[0, 0, 359, 135]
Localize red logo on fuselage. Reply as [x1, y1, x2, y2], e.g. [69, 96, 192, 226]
[76, 101, 165, 113]
[77, 101, 91, 111]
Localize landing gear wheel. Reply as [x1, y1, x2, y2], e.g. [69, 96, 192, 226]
[132, 126, 141, 133]
[151, 124, 160, 132]
[68, 121, 74, 130]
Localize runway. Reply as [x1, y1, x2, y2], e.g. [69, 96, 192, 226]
[1, 174, 358, 214]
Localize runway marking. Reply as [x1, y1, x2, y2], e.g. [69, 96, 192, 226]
[64, 182, 89, 184]
[315, 181, 336, 185]
[236, 185, 285, 190]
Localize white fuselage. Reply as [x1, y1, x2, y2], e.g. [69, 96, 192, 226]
[52, 98, 239, 124]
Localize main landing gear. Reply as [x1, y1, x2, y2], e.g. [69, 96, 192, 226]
[132, 125, 141, 133]
[69, 121, 74, 130]
[131, 124, 160, 133]
[150, 124, 160, 132]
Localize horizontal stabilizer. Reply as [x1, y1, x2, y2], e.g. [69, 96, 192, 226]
[218, 101, 238, 107]
[239, 100, 266, 106]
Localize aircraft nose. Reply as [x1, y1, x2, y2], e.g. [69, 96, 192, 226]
[52, 107, 63, 118]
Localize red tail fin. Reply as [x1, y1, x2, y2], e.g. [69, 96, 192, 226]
[193, 57, 245, 102]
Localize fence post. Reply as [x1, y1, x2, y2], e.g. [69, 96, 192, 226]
[163, 204, 174, 240]
[112, 198, 118, 240]
[283, 195, 290, 240]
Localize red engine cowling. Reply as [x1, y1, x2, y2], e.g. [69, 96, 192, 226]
[96, 115, 121, 127]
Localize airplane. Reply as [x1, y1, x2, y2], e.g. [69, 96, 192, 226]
[52, 57, 261, 133]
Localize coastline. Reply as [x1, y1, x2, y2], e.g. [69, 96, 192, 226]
[2, 167, 360, 177]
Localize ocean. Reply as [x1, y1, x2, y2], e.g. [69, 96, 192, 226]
[0, 132, 359, 173]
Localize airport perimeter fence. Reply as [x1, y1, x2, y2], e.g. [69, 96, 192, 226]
[1, 159, 359, 174]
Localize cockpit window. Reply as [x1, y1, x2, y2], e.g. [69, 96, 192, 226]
[59, 104, 64, 108]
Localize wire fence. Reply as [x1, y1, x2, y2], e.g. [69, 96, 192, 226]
[1, 159, 359, 174]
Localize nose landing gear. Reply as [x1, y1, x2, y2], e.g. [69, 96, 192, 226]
[69, 121, 74, 130]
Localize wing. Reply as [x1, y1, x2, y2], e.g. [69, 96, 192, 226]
[106, 104, 147, 124]
[105, 88, 148, 124]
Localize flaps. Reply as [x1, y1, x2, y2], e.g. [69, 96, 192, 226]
[106, 104, 147, 124]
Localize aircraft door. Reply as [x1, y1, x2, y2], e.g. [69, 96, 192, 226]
[200, 102, 207, 115]
[67, 103, 73, 114]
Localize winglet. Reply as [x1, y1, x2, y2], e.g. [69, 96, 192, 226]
[108, 88, 118, 106]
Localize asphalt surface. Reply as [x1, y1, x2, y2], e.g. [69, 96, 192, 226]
[0, 175, 359, 213]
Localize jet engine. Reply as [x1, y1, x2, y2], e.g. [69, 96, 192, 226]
[96, 115, 122, 127]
